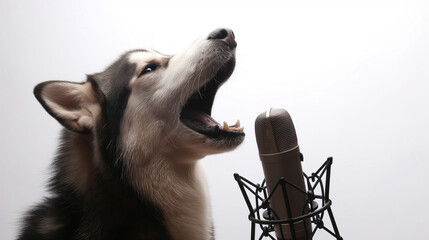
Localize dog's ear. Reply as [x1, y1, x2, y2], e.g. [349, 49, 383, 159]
[34, 79, 104, 133]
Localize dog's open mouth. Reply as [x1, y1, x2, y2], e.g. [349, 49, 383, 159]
[180, 58, 245, 139]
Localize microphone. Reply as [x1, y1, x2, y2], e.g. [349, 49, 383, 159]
[255, 108, 312, 240]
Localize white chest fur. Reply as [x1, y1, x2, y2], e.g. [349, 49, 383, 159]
[132, 159, 213, 240]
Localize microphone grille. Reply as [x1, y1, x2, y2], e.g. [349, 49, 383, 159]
[255, 108, 298, 154]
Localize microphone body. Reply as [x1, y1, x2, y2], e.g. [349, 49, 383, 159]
[255, 108, 311, 240]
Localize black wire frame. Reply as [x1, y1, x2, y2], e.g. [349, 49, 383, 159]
[234, 157, 343, 240]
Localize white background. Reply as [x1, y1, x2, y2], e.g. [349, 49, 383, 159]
[1, 0, 428, 239]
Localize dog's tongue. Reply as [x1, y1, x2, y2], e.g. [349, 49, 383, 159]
[184, 110, 221, 127]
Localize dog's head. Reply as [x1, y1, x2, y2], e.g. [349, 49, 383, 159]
[34, 28, 244, 165]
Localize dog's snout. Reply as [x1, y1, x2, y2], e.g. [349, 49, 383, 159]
[208, 28, 237, 49]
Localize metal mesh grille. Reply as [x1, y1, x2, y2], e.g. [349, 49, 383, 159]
[255, 108, 298, 154]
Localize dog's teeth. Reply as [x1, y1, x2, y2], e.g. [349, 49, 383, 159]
[234, 120, 240, 127]
[228, 120, 240, 128]
[223, 121, 230, 131]
[230, 126, 244, 132]
[222, 120, 244, 132]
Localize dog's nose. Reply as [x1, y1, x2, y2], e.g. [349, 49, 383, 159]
[208, 28, 237, 49]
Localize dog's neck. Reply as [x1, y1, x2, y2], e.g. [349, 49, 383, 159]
[60, 132, 213, 240]
[129, 152, 213, 240]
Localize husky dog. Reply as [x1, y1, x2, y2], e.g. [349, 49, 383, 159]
[18, 28, 244, 240]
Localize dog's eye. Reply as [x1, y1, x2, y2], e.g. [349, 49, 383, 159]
[139, 64, 159, 77]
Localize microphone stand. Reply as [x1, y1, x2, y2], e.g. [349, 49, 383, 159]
[234, 156, 343, 240]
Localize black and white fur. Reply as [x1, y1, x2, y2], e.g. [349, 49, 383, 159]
[18, 28, 244, 240]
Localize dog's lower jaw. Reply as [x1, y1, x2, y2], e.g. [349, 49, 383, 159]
[130, 158, 214, 240]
